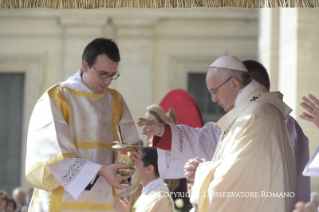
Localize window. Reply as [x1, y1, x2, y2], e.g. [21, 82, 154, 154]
[0, 73, 25, 193]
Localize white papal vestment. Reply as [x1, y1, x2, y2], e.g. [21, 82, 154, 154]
[25, 70, 139, 212]
[156, 81, 296, 211]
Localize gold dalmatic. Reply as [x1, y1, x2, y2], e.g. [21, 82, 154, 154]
[26, 71, 140, 212]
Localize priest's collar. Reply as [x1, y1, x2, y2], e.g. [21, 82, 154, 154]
[62, 69, 95, 93]
[216, 84, 292, 132]
[234, 79, 261, 107]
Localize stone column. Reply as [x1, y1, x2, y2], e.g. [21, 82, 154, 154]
[294, 8, 319, 191]
[258, 8, 280, 91]
[112, 17, 158, 138]
[278, 9, 298, 117]
[277, 8, 319, 191]
[60, 15, 108, 80]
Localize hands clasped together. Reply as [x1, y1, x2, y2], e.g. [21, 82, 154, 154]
[184, 157, 206, 182]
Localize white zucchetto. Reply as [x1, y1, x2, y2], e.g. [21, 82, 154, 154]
[210, 55, 248, 72]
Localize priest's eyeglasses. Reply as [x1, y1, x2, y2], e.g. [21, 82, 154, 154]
[209, 77, 232, 98]
[91, 65, 120, 80]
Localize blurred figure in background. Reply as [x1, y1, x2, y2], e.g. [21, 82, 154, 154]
[25, 188, 33, 207]
[5, 198, 17, 212]
[0, 190, 9, 212]
[12, 188, 27, 212]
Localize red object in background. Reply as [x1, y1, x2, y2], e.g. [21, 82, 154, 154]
[159, 89, 204, 128]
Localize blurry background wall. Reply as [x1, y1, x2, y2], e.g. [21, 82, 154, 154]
[0, 7, 317, 193]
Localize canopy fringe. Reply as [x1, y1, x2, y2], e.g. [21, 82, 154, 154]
[0, 0, 318, 8]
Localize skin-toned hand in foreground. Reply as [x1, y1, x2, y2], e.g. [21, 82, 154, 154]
[98, 164, 130, 190]
[137, 118, 164, 136]
[293, 201, 318, 212]
[98, 140, 142, 190]
[184, 157, 207, 182]
[113, 197, 130, 212]
[300, 94, 319, 129]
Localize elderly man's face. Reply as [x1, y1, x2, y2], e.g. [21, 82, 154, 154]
[206, 69, 239, 112]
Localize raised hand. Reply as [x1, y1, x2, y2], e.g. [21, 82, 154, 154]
[98, 164, 130, 190]
[184, 157, 206, 182]
[300, 94, 319, 129]
[137, 118, 164, 136]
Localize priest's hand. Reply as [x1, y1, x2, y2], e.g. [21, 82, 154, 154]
[293, 201, 318, 212]
[300, 94, 319, 129]
[184, 157, 206, 182]
[137, 118, 164, 135]
[113, 197, 130, 212]
[98, 164, 130, 190]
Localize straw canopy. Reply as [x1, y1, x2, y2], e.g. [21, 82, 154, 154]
[0, 0, 318, 9]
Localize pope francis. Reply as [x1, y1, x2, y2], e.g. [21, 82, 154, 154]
[138, 55, 296, 212]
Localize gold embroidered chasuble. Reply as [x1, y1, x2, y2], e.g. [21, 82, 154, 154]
[25, 71, 140, 212]
[197, 86, 296, 212]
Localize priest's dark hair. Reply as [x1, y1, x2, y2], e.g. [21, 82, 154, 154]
[243, 60, 270, 91]
[141, 146, 160, 177]
[82, 38, 120, 68]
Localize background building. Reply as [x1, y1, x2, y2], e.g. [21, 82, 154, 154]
[0, 7, 318, 193]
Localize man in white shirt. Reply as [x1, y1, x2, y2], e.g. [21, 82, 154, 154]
[113, 146, 175, 212]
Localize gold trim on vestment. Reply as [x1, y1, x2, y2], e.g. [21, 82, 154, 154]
[111, 89, 123, 141]
[60, 83, 110, 99]
[30, 190, 39, 212]
[26, 153, 79, 175]
[75, 141, 114, 149]
[50, 186, 64, 211]
[62, 202, 114, 210]
[45, 87, 122, 209]
[48, 84, 71, 125]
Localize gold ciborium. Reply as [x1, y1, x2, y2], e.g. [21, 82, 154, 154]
[112, 143, 140, 186]
[112, 126, 140, 186]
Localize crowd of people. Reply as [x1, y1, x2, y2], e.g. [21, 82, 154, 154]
[0, 188, 33, 212]
[2, 37, 318, 212]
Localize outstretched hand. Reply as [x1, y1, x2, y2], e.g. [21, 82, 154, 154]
[184, 157, 206, 182]
[98, 164, 130, 190]
[300, 94, 319, 129]
[137, 118, 164, 136]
